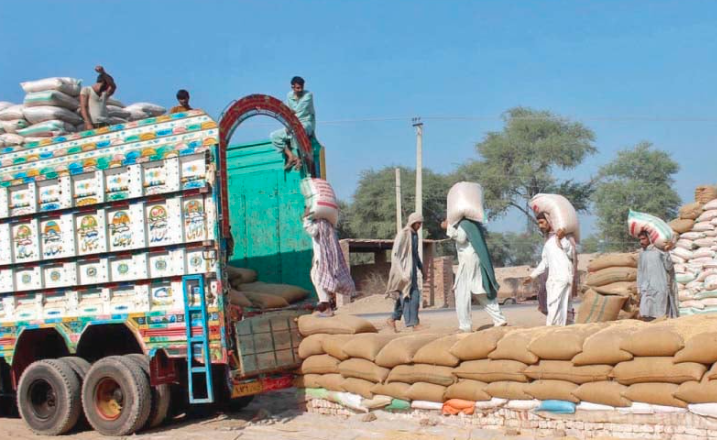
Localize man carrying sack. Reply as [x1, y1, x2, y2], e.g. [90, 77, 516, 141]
[386, 213, 425, 332]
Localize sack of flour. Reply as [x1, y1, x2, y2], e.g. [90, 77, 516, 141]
[447, 182, 485, 226]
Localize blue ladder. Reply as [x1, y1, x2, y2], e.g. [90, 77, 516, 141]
[182, 274, 214, 404]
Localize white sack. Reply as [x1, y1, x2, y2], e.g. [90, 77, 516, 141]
[530, 193, 580, 241]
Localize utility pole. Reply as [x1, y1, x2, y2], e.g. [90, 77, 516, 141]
[395, 168, 402, 233]
[413, 117, 423, 261]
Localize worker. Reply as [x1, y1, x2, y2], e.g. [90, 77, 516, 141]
[386, 213, 425, 332]
[270, 76, 315, 170]
[523, 212, 576, 326]
[303, 208, 355, 317]
[79, 65, 116, 130]
[170, 89, 192, 114]
[637, 230, 678, 321]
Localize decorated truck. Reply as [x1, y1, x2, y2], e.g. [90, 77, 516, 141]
[0, 95, 320, 436]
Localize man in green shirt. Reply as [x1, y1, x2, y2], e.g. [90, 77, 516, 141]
[270, 76, 316, 170]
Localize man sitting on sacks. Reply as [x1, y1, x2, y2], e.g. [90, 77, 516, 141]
[523, 212, 577, 326]
[637, 229, 678, 321]
[441, 217, 507, 332]
[386, 213, 426, 332]
[270, 76, 316, 171]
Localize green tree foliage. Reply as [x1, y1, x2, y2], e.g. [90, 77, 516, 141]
[485, 231, 544, 267]
[454, 107, 597, 230]
[579, 234, 601, 254]
[593, 142, 681, 252]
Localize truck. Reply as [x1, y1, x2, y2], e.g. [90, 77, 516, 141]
[0, 94, 321, 436]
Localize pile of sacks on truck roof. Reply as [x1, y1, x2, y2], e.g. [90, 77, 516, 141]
[578, 252, 638, 322]
[225, 264, 310, 309]
[0, 76, 167, 148]
[669, 185, 717, 315]
[295, 313, 717, 417]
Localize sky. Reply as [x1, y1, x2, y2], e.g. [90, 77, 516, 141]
[1, 0, 716, 236]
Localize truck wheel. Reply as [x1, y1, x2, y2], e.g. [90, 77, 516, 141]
[17, 359, 82, 435]
[124, 354, 172, 429]
[82, 356, 151, 436]
[60, 356, 91, 380]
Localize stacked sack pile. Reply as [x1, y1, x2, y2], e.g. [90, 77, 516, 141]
[579, 253, 638, 322]
[296, 313, 717, 419]
[225, 264, 310, 309]
[669, 186, 717, 315]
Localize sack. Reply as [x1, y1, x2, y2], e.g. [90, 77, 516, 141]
[671, 219, 696, 234]
[450, 326, 511, 361]
[585, 267, 637, 287]
[624, 383, 687, 408]
[16, 120, 74, 137]
[696, 185, 717, 205]
[592, 282, 637, 297]
[21, 77, 82, 96]
[444, 379, 491, 401]
[341, 334, 398, 361]
[0, 102, 13, 111]
[405, 382, 446, 403]
[682, 232, 706, 241]
[680, 202, 704, 220]
[505, 399, 541, 411]
[676, 239, 696, 251]
[321, 335, 353, 360]
[227, 289, 252, 308]
[361, 395, 392, 410]
[298, 314, 376, 336]
[413, 334, 466, 367]
[301, 178, 339, 226]
[298, 334, 327, 359]
[676, 272, 697, 285]
[240, 282, 308, 304]
[530, 193, 580, 241]
[576, 290, 626, 323]
[226, 266, 258, 284]
[411, 400, 443, 410]
[612, 357, 706, 385]
[573, 381, 631, 407]
[675, 381, 717, 404]
[339, 359, 390, 383]
[317, 374, 345, 392]
[340, 378, 374, 399]
[0, 133, 24, 146]
[488, 329, 541, 364]
[528, 324, 602, 360]
[694, 222, 714, 232]
[672, 247, 694, 261]
[375, 334, 442, 368]
[0, 119, 29, 134]
[242, 291, 289, 309]
[525, 380, 579, 403]
[442, 399, 475, 415]
[300, 354, 341, 374]
[295, 374, 321, 389]
[535, 400, 576, 414]
[447, 182, 484, 225]
[107, 106, 131, 119]
[628, 210, 675, 250]
[698, 209, 717, 223]
[675, 332, 717, 364]
[386, 364, 456, 386]
[370, 382, 411, 401]
[577, 402, 616, 411]
[23, 106, 82, 125]
[475, 397, 508, 409]
[688, 403, 717, 418]
[524, 361, 612, 384]
[453, 359, 528, 383]
[0, 104, 25, 121]
[572, 321, 642, 365]
[620, 327, 685, 356]
[587, 253, 637, 272]
[24, 91, 79, 110]
[125, 102, 166, 116]
[485, 381, 531, 400]
[384, 398, 411, 411]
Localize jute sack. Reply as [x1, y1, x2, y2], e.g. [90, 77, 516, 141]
[584, 267, 637, 287]
[706, 361, 717, 380]
[528, 324, 604, 360]
[612, 357, 706, 385]
[339, 359, 390, 383]
[225, 266, 258, 284]
[453, 359, 528, 383]
[670, 218, 696, 234]
[620, 327, 685, 356]
[317, 374, 345, 392]
[371, 382, 411, 401]
[413, 334, 468, 367]
[243, 291, 289, 309]
[445, 379, 491, 401]
[592, 282, 638, 297]
[341, 334, 399, 361]
[576, 290, 626, 323]
[587, 253, 638, 272]
[674, 380, 717, 404]
[525, 380, 579, 403]
[485, 381, 532, 400]
[321, 335, 353, 360]
[298, 334, 327, 359]
[488, 328, 544, 364]
[295, 374, 321, 388]
[240, 282, 309, 304]
[298, 314, 377, 336]
[300, 355, 341, 374]
[524, 361, 612, 384]
[623, 383, 687, 408]
[227, 289, 252, 308]
[375, 333, 443, 368]
[341, 378, 375, 399]
[386, 364, 456, 387]
[572, 321, 643, 365]
[679, 202, 704, 220]
[406, 382, 446, 403]
[450, 326, 512, 361]
[572, 381, 631, 407]
[674, 332, 717, 364]
[696, 185, 717, 205]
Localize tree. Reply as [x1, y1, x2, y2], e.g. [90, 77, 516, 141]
[486, 231, 544, 267]
[454, 107, 597, 230]
[345, 166, 451, 239]
[593, 142, 681, 252]
[579, 235, 601, 254]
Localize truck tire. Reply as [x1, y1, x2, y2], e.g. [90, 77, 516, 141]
[82, 356, 151, 436]
[17, 359, 82, 435]
[124, 354, 172, 429]
[60, 356, 91, 380]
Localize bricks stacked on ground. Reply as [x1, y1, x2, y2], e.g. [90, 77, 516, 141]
[670, 186, 717, 315]
[297, 313, 717, 418]
[224, 264, 310, 309]
[580, 253, 638, 321]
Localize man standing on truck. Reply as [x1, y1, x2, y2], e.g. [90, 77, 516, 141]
[637, 230, 678, 321]
[270, 76, 315, 170]
[170, 89, 193, 114]
[386, 213, 425, 332]
[79, 65, 116, 130]
[303, 208, 355, 317]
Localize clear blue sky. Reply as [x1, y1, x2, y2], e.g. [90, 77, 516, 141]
[2, 1, 716, 236]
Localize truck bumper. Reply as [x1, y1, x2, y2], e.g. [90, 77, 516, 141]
[230, 373, 294, 398]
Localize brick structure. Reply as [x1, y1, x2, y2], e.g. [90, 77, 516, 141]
[432, 256, 455, 308]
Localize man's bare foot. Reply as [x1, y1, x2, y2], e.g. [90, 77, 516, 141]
[386, 318, 397, 333]
[411, 324, 427, 332]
